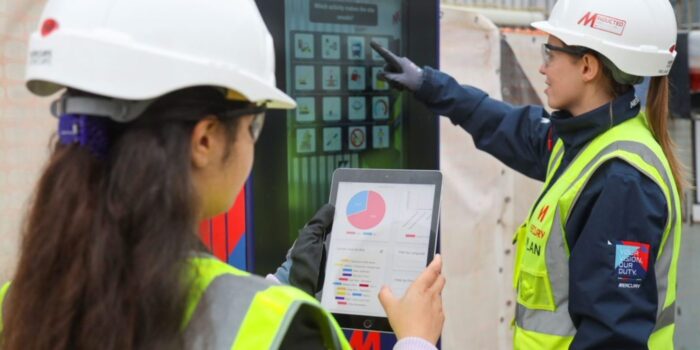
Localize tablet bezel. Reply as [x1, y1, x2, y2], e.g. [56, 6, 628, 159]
[324, 168, 442, 333]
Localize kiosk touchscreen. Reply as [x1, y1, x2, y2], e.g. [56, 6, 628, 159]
[252, 0, 439, 277]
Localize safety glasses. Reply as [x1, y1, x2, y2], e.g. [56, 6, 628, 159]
[541, 43, 589, 67]
[219, 105, 267, 142]
[249, 112, 266, 142]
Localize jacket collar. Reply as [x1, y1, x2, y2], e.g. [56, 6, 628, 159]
[550, 89, 641, 151]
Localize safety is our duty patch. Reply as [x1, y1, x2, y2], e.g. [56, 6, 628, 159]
[614, 241, 650, 289]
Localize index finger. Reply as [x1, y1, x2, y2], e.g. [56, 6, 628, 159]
[370, 40, 402, 72]
[427, 254, 442, 275]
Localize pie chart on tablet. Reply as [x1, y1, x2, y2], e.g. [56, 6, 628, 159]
[346, 191, 386, 230]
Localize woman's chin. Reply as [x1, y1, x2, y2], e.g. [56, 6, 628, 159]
[546, 96, 563, 111]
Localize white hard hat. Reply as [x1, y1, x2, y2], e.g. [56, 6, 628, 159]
[532, 0, 677, 77]
[25, 0, 295, 110]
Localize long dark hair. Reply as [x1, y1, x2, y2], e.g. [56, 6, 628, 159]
[2, 87, 241, 350]
[646, 76, 688, 197]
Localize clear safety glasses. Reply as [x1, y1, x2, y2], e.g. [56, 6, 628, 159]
[220, 105, 267, 142]
[249, 112, 266, 142]
[541, 43, 589, 67]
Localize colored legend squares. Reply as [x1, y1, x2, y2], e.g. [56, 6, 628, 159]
[333, 264, 371, 306]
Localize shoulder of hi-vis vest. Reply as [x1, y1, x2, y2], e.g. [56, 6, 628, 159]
[0, 256, 351, 350]
[0, 281, 9, 335]
[184, 254, 351, 350]
[512, 112, 682, 350]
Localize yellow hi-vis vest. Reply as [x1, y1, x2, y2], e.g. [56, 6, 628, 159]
[183, 255, 351, 349]
[0, 255, 352, 350]
[512, 112, 682, 350]
[0, 282, 8, 335]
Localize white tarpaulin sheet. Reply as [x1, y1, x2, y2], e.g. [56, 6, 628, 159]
[438, 7, 542, 349]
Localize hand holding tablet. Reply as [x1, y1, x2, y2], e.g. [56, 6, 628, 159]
[379, 254, 445, 343]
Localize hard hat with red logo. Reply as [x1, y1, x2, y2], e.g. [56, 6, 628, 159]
[532, 0, 677, 77]
[25, 0, 295, 122]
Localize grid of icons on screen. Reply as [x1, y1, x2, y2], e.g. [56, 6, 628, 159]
[290, 31, 395, 155]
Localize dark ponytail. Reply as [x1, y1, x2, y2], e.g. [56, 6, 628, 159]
[646, 76, 689, 200]
[597, 57, 687, 202]
[3, 87, 241, 350]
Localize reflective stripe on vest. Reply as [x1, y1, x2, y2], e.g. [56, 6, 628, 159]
[513, 113, 681, 349]
[0, 281, 9, 335]
[184, 255, 351, 350]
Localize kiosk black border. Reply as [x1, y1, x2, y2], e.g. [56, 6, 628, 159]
[325, 168, 442, 332]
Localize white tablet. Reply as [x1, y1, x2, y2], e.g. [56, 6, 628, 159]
[321, 168, 442, 332]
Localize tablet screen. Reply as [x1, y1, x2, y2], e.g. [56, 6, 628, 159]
[321, 181, 436, 317]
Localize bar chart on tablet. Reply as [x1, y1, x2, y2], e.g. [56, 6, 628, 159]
[327, 245, 385, 314]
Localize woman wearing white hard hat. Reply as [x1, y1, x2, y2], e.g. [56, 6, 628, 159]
[0, 0, 445, 349]
[373, 0, 683, 349]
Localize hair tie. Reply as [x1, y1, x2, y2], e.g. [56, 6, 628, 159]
[58, 114, 113, 159]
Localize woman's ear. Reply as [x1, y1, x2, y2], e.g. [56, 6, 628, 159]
[580, 53, 602, 83]
[191, 116, 219, 169]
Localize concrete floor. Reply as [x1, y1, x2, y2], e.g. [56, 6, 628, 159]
[676, 224, 700, 349]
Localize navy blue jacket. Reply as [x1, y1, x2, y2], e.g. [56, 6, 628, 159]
[416, 67, 667, 349]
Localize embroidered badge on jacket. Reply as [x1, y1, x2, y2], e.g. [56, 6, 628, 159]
[615, 241, 650, 289]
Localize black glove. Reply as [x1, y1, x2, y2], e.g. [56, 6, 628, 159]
[273, 204, 334, 295]
[370, 40, 425, 91]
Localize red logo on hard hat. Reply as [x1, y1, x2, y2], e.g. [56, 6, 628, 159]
[578, 12, 626, 36]
[578, 12, 598, 27]
[41, 18, 59, 37]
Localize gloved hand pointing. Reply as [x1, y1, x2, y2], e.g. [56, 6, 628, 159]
[370, 40, 425, 92]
